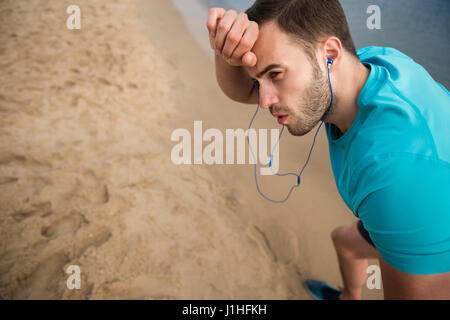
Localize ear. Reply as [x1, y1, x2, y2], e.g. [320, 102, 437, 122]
[321, 36, 342, 67]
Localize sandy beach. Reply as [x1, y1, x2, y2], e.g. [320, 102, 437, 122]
[0, 0, 382, 299]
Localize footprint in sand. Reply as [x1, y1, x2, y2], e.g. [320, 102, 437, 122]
[40, 210, 88, 239]
[14, 251, 70, 299]
[0, 153, 26, 165]
[7, 227, 112, 299]
[11, 201, 52, 222]
[247, 220, 299, 265]
[0, 176, 19, 185]
[73, 226, 112, 259]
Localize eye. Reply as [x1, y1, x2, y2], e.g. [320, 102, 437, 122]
[269, 72, 282, 80]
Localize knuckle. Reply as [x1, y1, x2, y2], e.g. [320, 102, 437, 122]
[239, 37, 251, 49]
[222, 46, 232, 56]
[227, 32, 240, 44]
[209, 7, 220, 14]
[228, 9, 237, 16]
[231, 51, 243, 61]
[217, 22, 228, 32]
[215, 39, 224, 50]
[239, 12, 248, 20]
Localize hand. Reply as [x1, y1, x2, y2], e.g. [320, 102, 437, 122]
[206, 8, 259, 67]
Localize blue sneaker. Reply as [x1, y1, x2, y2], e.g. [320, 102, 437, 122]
[304, 279, 342, 300]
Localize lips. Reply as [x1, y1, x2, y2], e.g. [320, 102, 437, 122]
[272, 113, 288, 124]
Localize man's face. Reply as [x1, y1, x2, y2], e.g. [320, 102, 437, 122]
[247, 21, 332, 136]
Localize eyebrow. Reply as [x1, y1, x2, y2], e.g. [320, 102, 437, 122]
[253, 64, 283, 79]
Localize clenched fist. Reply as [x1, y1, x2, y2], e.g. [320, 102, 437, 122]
[206, 8, 259, 67]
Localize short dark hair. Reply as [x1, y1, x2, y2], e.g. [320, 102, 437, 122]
[246, 0, 358, 61]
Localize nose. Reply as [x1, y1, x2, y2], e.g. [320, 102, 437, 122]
[258, 84, 279, 109]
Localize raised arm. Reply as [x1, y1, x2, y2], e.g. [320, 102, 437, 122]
[206, 8, 259, 104]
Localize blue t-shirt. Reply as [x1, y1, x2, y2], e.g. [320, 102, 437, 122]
[325, 46, 450, 275]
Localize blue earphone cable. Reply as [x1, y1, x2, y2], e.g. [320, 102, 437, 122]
[246, 59, 334, 203]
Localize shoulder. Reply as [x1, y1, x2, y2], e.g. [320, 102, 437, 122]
[357, 46, 448, 102]
[357, 46, 413, 62]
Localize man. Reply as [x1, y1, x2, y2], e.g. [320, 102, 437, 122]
[206, 0, 450, 300]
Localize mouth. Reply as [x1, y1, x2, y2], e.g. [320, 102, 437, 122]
[272, 113, 288, 124]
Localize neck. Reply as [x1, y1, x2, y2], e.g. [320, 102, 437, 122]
[326, 57, 370, 136]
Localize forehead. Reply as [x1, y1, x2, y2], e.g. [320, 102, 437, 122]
[248, 20, 309, 76]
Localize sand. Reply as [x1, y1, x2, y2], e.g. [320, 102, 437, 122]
[0, 0, 382, 299]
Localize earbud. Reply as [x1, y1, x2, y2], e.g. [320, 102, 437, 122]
[247, 54, 335, 203]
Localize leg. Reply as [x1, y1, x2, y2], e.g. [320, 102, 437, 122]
[379, 257, 450, 300]
[331, 220, 379, 300]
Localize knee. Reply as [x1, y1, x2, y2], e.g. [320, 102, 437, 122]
[331, 225, 354, 258]
[331, 225, 346, 245]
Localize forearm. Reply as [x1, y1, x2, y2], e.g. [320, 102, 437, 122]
[214, 53, 258, 105]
